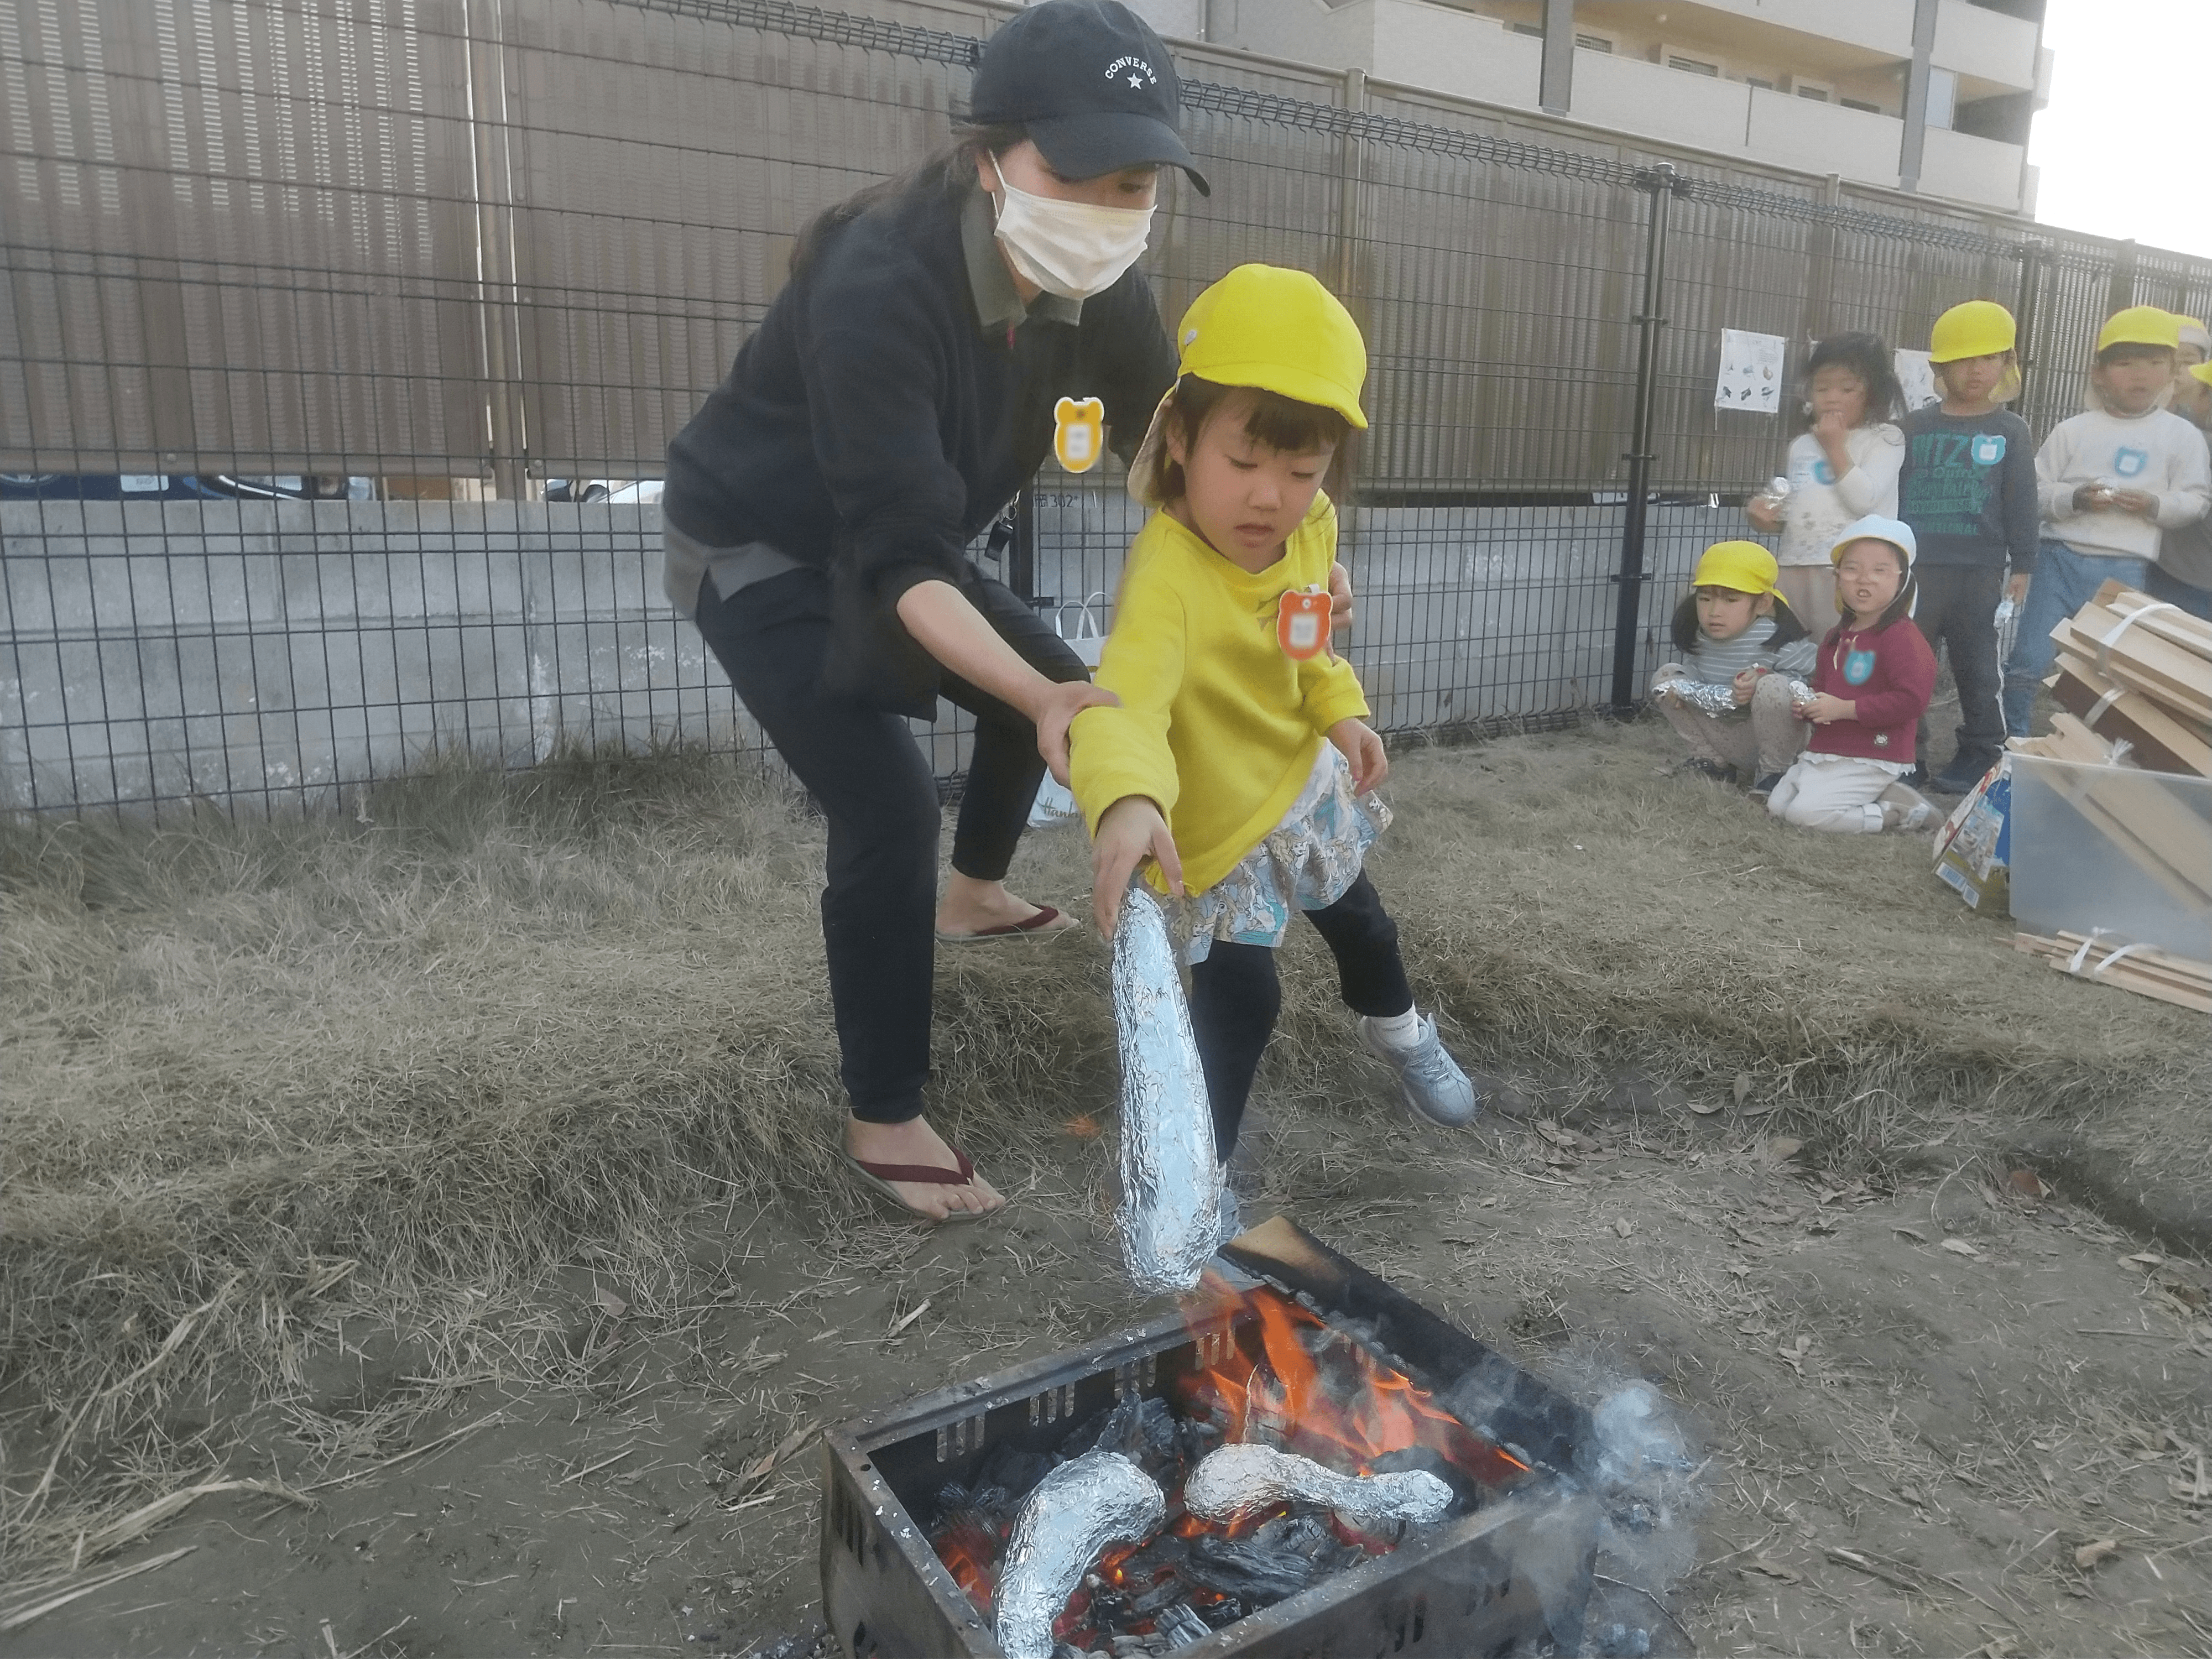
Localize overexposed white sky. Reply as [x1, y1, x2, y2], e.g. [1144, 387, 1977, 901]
[2028, 0, 2212, 258]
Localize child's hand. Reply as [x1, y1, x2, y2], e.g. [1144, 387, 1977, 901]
[1744, 496, 1782, 533]
[2073, 482, 2115, 514]
[1328, 561, 1355, 641]
[2107, 487, 2158, 519]
[1800, 692, 1853, 725]
[1812, 409, 1853, 460]
[2007, 570, 2030, 604]
[1731, 667, 1762, 707]
[1330, 718, 1389, 793]
[1091, 796, 1185, 940]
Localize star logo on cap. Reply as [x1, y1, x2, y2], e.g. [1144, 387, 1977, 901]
[1126, 72, 1145, 88]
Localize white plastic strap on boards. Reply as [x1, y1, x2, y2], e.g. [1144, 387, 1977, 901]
[2093, 600, 2183, 674]
[2089, 942, 2152, 977]
[2084, 684, 2127, 724]
[2064, 930, 2111, 974]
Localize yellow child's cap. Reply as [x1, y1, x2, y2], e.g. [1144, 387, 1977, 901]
[2096, 305, 2180, 354]
[2192, 361, 2212, 387]
[1928, 300, 2015, 363]
[1691, 541, 1778, 596]
[1128, 264, 1368, 504]
[1173, 264, 1369, 427]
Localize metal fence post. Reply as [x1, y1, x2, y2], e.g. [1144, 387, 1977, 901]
[2013, 237, 2048, 411]
[1610, 164, 1686, 713]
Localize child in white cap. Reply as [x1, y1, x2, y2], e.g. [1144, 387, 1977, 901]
[1766, 516, 1938, 834]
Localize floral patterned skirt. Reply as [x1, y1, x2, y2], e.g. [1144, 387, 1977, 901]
[1185, 743, 1391, 965]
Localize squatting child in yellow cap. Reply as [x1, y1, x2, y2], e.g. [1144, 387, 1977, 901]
[1895, 300, 2037, 792]
[2000, 306, 2211, 735]
[1650, 540, 1813, 795]
[1071, 265, 1478, 1233]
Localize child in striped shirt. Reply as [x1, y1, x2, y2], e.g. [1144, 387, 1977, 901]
[1651, 541, 1814, 796]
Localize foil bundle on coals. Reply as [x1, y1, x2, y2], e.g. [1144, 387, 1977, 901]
[994, 1451, 1166, 1659]
[1182, 1443, 1453, 1531]
[1112, 885, 1221, 1294]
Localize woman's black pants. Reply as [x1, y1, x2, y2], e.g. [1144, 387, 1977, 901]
[1187, 874, 1413, 1160]
[691, 566, 1085, 1124]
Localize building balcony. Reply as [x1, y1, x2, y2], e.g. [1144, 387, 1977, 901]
[1919, 123, 2027, 210]
[1933, 0, 2040, 91]
[1213, 0, 1541, 109]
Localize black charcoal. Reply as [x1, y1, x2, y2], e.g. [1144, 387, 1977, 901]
[1155, 1603, 1212, 1649]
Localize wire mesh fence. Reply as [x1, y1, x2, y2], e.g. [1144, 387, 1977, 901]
[4, 0, 2210, 816]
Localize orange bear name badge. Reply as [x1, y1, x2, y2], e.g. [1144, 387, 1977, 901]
[1276, 586, 1332, 660]
[1053, 396, 1105, 473]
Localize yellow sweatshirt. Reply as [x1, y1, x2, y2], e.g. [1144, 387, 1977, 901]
[1070, 493, 1371, 895]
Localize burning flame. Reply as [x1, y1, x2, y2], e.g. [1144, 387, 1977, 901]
[1179, 1272, 1530, 1489]
[936, 1516, 999, 1615]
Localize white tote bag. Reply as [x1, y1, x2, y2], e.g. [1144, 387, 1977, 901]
[1027, 593, 1111, 827]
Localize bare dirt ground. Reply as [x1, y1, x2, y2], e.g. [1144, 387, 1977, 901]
[4, 721, 2207, 1657]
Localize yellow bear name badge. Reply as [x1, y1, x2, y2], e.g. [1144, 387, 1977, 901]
[1053, 397, 1105, 473]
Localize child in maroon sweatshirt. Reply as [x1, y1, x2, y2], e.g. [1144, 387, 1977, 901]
[1767, 515, 1939, 834]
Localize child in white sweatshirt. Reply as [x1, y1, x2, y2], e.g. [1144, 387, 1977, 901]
[2000, 306, 2212, 737]
[1746, 332, 1905, 637]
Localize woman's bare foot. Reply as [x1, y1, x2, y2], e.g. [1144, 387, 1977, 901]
[846, 1114, 1005, 1220]
[933, 873, 1078, 939]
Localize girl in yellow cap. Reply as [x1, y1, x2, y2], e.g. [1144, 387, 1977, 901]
[1650, 540, 1814, 795]
[1070, 265, 1478, 1230]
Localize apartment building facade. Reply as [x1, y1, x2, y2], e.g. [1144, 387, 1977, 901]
[1126, 0, 2049, 215]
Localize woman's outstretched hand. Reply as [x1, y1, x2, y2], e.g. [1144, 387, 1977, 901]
[1091, 796, 1185, 939]
[1329, 717, 1389, 793]
[1033, 680, 1120, 785]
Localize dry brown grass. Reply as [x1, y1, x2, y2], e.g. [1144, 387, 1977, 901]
[1, 718, 2200, 1577]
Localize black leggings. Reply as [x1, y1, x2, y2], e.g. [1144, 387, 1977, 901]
[1187, 874, 1413, 1159]
[691, 564, 1086, 1123]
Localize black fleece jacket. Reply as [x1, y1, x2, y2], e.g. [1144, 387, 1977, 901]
[663, 179, 1176, 717]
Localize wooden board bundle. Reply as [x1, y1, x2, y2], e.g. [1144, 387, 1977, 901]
[2013, 930, 2212, 1015]
[2047, 652, 2212, 776]
[2044, 582, 2212, 761]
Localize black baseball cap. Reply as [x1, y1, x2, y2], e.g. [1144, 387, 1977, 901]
[968, 1, 1211, 195]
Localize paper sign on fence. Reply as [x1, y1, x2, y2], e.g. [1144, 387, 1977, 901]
[1894, 349, 1940, 412]
[1715, 330, 1786, 414]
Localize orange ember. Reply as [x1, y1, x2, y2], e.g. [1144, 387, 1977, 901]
[1179, 1272, 1530, 1489]
[936, 1517, 998, 1615]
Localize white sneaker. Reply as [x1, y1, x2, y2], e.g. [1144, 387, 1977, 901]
[1360, 1014, 1481, 1128]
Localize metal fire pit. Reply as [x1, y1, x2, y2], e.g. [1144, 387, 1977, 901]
[819, 1219, 1601, 1658]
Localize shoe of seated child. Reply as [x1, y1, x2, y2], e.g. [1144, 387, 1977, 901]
[1360, 1014, 1480, 1127]
[1677, 758, 1735, 784]
[1879, 786, 1936, 832]
[1748, 770, 1785, 801]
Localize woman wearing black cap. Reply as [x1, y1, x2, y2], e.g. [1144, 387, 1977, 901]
[662, 1, 1208, 1221]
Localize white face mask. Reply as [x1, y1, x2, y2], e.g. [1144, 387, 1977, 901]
[988, 154, 1155, 301]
